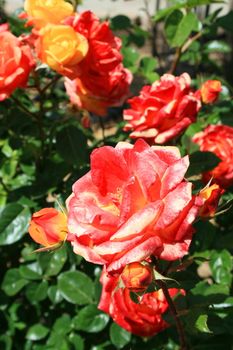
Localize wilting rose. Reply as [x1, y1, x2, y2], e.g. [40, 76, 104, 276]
[199, 184, 224, 218]
[98, 269, 183, 337]
[29, 208, 67, 247]
[65, 66, 132, 116]
[193, 125, 233, 188]
[24, 0, 74, 29]
[64, 11, 122, 76]
[121, 262, 152, 292]
[200, 80, 222, 104]
[0, 24, 35, 101]
[67, 139, 202, 273]
[123, 73, 201, 145]
[37, 24, 88, 79]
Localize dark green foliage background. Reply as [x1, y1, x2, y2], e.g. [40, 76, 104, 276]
[1, 1, 233, 349]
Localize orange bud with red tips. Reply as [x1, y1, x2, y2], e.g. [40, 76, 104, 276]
[121, 262, 153, 293]
[28, 208, 67, 248]
[199, 184, 224, 218]
[200, 80, 222, 104]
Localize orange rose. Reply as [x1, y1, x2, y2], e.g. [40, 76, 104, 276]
[29, 208, 67, 247]
[200, 80, 222, 104]
[24, 0, 74, 29]
[0, 24, 35, 101]
[199, 184, 224, 218]
[121, 262, 152, 292]
[37, 24, 88, 79]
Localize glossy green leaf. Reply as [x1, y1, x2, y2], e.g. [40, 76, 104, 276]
[2, 268, 28, 296]
[110, 323, 131, 349]
[69, 333, 84, 350]
[187, 151, 221, 177]
[58, 271, 94, 305]
[26, 324, 49, 341]
[56, 126, 88, 166]
[25, 281, 48, 303]
[44, 247, 67, 277]
[0, 203, 31, 245]
[19, 262, 42, 280]
[73, 305, 109, 333]
[48, 286, 63, 304]
[195, 314, 212, 333]
[53, 315, 71, 335]
[111, 15, 131, 30]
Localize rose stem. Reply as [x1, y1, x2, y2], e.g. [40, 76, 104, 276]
[157, 279, 188, 350]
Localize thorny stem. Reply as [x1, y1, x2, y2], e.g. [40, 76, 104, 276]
[157, 280, 188, 350]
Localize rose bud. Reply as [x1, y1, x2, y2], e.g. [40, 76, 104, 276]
[121, 262, 152, 293]
[29, 208, 67, 248]
[200, 80, 222, 104]
[37, 24, 88, 79]
[199, 184, 224, 218]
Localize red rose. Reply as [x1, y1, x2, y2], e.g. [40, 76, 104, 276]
[193, 125, 233, 188]
[65, 65, 132, 116]
[29, 208, 68, 247]
[67, 139, 202, 273]
[200, 80, 222, 104]
[98, 269, 183, 337]
[65, 11, 122, 76]
[123, 73, 201, 144]
[0, 24, 35, 101]
[64, 11, 132, 115]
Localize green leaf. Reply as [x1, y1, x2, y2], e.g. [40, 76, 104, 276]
[48, 286, 63, 304]
[2, 268, 28, 296]
[56, 126, 88, 166]
[164, 9, 183, 46]
[204, 40, 231, 54]
[187, 151, 221, 177]
[25, 281, 48, 303]
[44, 247, 67, 277]
[73, 305, 109, 333]
[58, 271, 94, 305]
[195, 314, 212, 333]
[110, 323, 131, 349]
[217, 10, 233, 32]
[140, 57, 158, 74]
[53, 315, 71, 335]
[19, 262, 42, 280]
[122, 47, 140, 69]
[69, 333, 84, 350]
[111, 15, 131, 30]
[165, 10, 199, 47]
[0, 203, 31, 245]
[26, 324, 49, 341]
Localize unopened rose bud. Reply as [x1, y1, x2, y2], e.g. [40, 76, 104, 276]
[200, 80, 222, 104]
[121, 262, 152, 293]
[29, 208, 67, 247]
[199, 184, 224, 218]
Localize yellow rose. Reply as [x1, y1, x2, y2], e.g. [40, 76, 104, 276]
[24, 0, 74, 29]
[38, 24, 88, 79]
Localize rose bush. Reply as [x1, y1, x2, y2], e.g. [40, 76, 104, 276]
[67, 139, 202, 273]
[123, 73, 201, 144]
[0, 24, 34, 101]
[98, 269, 183, 337]
[29, 208, 67, 247]
[193, 125, 233, 188]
